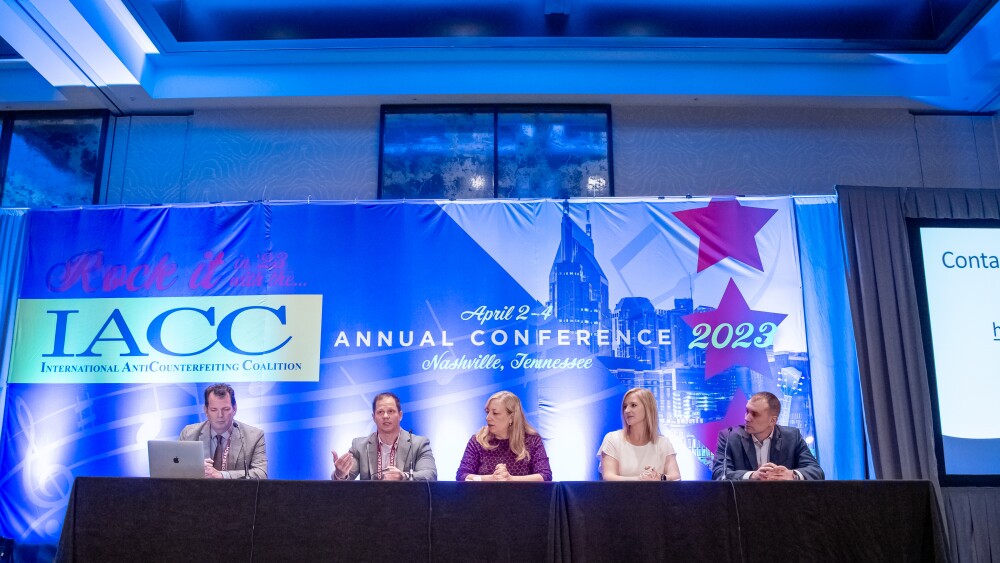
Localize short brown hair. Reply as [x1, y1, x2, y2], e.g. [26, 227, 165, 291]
[750, 391, 781, 417]
[204, 383, 236, 407]
[372, 392, 401, 413]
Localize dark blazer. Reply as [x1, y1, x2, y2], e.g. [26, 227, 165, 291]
[341, 430, 437, 481]
[712, 424, 824, 481]
[178, 420, 268, 480]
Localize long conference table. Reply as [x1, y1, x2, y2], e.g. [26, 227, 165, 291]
[55, 478, 946, 562]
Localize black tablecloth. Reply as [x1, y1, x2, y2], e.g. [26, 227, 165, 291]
[55, 478, 946, 562]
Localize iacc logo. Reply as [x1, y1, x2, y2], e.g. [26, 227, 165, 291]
[9, 295, 322, 383]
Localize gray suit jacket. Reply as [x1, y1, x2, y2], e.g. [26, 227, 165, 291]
[342, 430, 437, 481]
[712, 424, 824, 481]
[179, 420, 268, 480]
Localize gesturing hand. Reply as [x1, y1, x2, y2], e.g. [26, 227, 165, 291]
[331, 450, 353, 479]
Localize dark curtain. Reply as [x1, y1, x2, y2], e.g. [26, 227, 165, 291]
[837, 185, 1000, 563]
[837, 186, 939, 481]
[942, 488, 1000, 562]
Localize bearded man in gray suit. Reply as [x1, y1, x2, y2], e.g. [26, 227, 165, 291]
[331, 392, 437, 481]
[179, 383, 268, 480]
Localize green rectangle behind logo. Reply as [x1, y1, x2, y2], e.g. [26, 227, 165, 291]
[8, 295, 322, 383]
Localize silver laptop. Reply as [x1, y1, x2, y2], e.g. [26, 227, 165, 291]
[148, 440, 205, 478]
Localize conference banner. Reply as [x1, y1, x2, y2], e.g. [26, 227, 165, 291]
[0, 198, 818, 546]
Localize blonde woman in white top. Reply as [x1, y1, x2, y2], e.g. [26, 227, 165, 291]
[597, 388, 681, 481]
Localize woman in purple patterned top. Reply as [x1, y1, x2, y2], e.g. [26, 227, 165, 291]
[456, 391, 553, 482]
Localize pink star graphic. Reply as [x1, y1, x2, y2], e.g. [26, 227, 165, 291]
[682, 279, 787, 379]
[673, 198, 778, 272]
[692, 388, 750, 454]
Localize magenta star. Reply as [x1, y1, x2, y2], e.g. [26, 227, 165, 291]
[692, 388, 749, 455]
[682, 280, 787, 379]
[673, 199, 778, 272]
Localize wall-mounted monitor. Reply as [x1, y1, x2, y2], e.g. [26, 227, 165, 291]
[379, 105, 611, 200]
[0, 112, 109, 207]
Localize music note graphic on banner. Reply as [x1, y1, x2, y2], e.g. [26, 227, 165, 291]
[14, 397, 74, 536]
[74, 392, 95, 430]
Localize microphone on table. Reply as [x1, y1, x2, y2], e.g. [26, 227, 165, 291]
[405, 429, 415, 480]
[716, 427, 733, 481]
[366, 440, 379, 480]
[234, 422, 249, 479]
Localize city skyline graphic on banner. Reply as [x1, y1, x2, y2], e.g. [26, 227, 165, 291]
[534, 198, 816, 468]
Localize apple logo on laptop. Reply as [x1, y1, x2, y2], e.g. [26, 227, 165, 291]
[173, 457, 180, 463]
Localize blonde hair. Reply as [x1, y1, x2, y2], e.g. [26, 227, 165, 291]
[621, 388, 660, 446]
[475, 391, 538, 462]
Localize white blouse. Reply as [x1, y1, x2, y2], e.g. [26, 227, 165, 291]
[597, 430, 677, 477]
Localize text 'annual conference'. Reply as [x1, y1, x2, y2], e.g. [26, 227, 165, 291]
[332, 329, 672, 348]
